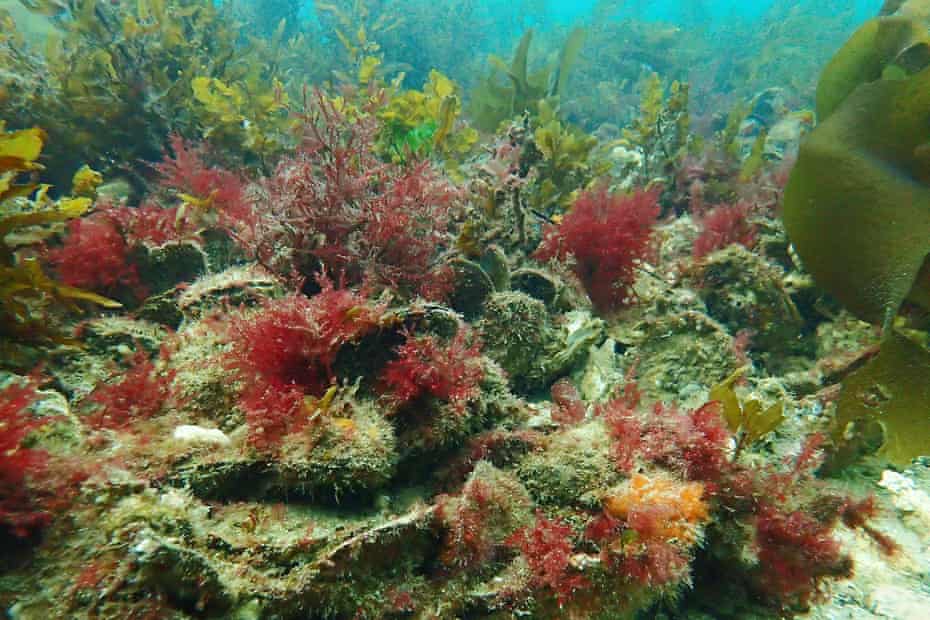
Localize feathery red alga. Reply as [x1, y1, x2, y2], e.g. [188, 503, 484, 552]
[536, 186, 660, 313]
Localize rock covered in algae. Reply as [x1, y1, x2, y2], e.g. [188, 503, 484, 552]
[131, 532, 234, 615]
[134, 241, 208, 296]
[478, 244, 512, 292]
[577, 337, 625, 402]
[449, 256, 497, 319]
[171, 401, 397, 502]
[479, 291, 557, 393]
[176, 264, 282, 320]
[510, 267, 563, 309]
[169, 321, 244, 430]
[269, 505, 441, 618]
[802, 462, 930, 620]
[696, 244, 808, 364]
[393, 358, 521, 463]
[517, 419, 619, 507]
[619, 310, 740, 406]
[140, 264, 283, 327]
[49, 316, 169, 397]
[548, 309, 607, 378]
[272, 464, 531, 618]
[80, 315, 168, 354]
[479, 292, 605, 395]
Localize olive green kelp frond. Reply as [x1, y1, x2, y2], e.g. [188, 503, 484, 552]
[784, 14, 930, 465]
[834, 331, 930, 466]
[469, 27, 585, 133]
[814, 16, 930, 119]
[786, 58, 930, 326]
[881, 0, 930, 19]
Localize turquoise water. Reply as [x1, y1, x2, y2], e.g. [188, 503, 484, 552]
[544, 0, 884, 24]
[288, 0, 888, 106]
[303, 0, 886, 27]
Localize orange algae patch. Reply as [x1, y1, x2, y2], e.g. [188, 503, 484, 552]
[604, 473, 710, 543]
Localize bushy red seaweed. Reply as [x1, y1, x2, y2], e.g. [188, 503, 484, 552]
[549, 379, 586, 426]
[734, 437, 897, 608]
[595, 373, 644, 473]
[839, 496, 899, 557]
[84, 349, 175, 430]
[669, 401, 733, 484]
[692, 201, 758, 259]
[535, 186, 660, 313]
[507, 511, 589, 604]
[237, 383, 307, 453]
[227, 278, 385, 450]
[434, 467, 530, 571]
[586, 381, 894, 609]
[155, 135, 253, 232]
[586, 505, 692, 589]
[617, 538, 690, 587]
[435, 477, 504, 570]
[251, 95, 461, 297]
[101, 201, 199, 247]
[47, 212, 146, 299]
[753, 504, 851, 605]
[48, 140, 248, 292]
[380, 328, 484, 413]
[0, 379, 54, 537]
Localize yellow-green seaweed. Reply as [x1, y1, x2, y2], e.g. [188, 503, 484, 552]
[709, 368, 785, 455]
[814, 16, 929, 120]
[0, 123, 120, 367]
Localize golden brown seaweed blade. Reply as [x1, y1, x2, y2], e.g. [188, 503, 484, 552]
[0, 127, 47, 173]
[835, 331, 930, 465]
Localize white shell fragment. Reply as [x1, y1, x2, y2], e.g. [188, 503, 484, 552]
[172, 424, 231, 446]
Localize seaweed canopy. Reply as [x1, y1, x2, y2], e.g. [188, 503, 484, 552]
[783, 14, 930, 465]
[0, 124, 120, 366]
[13, 0, 297, 183]
[469, 27, 586, 133]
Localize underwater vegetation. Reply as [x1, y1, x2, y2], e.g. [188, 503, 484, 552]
[3, 0, 300, 190]
[0, 377, 57, 538]
[0, 125, 121, 367]
[248, 92, 464, 297]
[784, 2, 930, 465]
[469, 27, 585, 133]
[0, 1, 928, 619]
[535, 186, 660, 314]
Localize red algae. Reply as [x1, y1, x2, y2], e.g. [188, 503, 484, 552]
[535, 186, 660, 313]
[0, 379, 53, 537]
[380, 328, 484, 413]
[47, 213, 146, 300]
